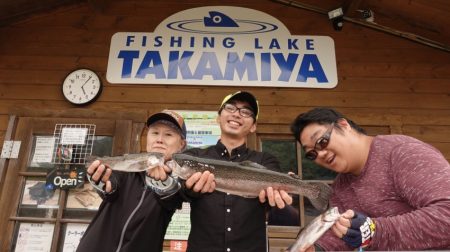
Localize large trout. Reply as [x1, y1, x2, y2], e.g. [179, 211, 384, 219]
[86, 152, 331, 211]
[169, 153, 331, 211]
[85, 152, 164, 172]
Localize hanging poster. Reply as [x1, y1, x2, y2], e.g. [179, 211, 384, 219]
[61, 128, 88, 145]
[175, 110, 221, 149]
[62, 223, 89, 252]
[15, 223, 54, 252]
[31, 136, 55, 164]
[164, 202, 191, 240]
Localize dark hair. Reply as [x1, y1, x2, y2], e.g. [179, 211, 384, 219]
[290, 107, 366, 144]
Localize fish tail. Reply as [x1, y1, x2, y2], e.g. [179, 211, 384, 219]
[307, 182, 332, 212]
[85, 155, 98, 167]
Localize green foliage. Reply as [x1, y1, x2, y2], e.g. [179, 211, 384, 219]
[262, 140, 297, 174]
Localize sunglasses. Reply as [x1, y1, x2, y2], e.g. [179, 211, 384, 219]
[222, 103, 255, 118]
[304, 123, 334, 161]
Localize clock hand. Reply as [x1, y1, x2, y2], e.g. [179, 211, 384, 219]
[82, 76, 92, 87]
[81, 76, 92, 95]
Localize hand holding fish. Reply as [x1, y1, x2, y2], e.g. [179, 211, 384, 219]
[85, 152, 168, 194]
[147, 163, 172, 181]
[332, 209, 376, 249]
[184, 170, 216, 193]
[288, 207, 341, 252]
[332, 209, 353, 239]
[258, 187, 292, 209]
[87, 160, 113, 193]
[147, 159, 216, 194]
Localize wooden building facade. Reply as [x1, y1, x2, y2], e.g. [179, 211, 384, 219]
[0, 0, 449, 251]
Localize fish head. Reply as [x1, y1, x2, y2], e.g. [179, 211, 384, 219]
[146, 152, 164, 168]
[170, 153, 215, 180]
[322, 207, 341, 222]
[168, 159, 198, 180]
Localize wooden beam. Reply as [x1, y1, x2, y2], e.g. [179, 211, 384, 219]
[0, 115, 17, 194]
[272, 0, 450, 52]
[344, 0, 364, 18]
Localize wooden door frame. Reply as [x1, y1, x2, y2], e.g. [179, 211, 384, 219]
[0, 115, 18, 196]
[0, 116, 143, 252]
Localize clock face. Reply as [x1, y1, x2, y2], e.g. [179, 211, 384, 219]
[62, 69, 102, 105]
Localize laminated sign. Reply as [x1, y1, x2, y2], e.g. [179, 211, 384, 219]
[107, 6, 337, 88]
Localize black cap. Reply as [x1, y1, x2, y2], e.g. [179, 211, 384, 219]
[220, 91, 259, 120]
[146, 110, 187, 139]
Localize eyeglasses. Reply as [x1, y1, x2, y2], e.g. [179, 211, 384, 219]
[304, 123, 334, 161]
[222, 103, 254, 118]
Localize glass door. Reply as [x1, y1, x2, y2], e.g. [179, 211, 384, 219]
[0, 117, 141, 252]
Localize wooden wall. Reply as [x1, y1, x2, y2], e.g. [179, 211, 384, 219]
[0, 0, 449, 162]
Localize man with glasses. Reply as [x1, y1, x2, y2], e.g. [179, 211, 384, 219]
[290, 107, 450, 251]
[151, 91, 293, 252]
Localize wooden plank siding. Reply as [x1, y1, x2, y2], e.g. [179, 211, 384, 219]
[0, 0, 449, 164]
[0, 115, 9, 146]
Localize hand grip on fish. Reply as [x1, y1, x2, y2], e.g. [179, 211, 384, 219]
[85, 152, 180, 196]
[170, 153, 332, 211]
[85, 152, 165, 172]
[287, 207, 341, 252]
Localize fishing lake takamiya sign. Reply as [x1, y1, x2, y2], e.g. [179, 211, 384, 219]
[107, 6, 338, 88]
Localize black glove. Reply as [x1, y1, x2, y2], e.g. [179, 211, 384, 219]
[146, 174, 181, 198]
[342, 212, 375, 249]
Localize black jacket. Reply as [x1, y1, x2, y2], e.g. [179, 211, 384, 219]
[174, 141, 281, 252]
[76, 172, 178, 252]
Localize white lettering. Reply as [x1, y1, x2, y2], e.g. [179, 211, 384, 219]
[54, 176, 77, 187]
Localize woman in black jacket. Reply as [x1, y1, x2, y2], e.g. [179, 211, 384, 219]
[77, 110, 191, 252]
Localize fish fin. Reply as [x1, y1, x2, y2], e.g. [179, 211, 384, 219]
[239, 160, 266, 169]
[288, 173, 301, 179]
[307, 182, 332, 212]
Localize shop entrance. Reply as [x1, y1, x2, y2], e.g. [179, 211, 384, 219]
[0, 116, 143, 252]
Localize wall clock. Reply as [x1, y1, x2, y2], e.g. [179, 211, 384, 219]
[62, 68, 103, 105]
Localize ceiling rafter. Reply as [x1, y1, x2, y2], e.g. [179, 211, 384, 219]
[273, 0, 450, 52]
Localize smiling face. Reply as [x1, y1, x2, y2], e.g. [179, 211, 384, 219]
[217, 100, 257, 140]
[299, 122, 358, 174]
[146, 122, 186, 160]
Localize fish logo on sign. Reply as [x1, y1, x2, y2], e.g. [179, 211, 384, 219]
[204, 12, 239, 27]
[166, 11, 278, 34]
[107, 6, 338, 88]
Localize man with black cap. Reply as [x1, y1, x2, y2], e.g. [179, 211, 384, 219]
[150, 91, 293, 252]
[77, 110, 214, 252]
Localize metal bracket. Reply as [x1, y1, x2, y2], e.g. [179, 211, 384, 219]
[1, 140, 21, 159]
